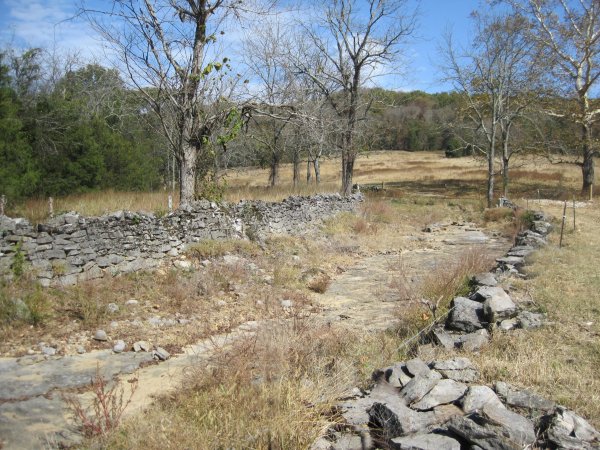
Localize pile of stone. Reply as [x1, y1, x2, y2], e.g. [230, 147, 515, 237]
[314, 356, 600, 450]
[428, 211, 553, 353]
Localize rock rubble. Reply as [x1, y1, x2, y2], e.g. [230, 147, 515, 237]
[315, 356, 599, 450]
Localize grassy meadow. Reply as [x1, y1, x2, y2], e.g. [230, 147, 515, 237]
[6, 150, 592, 223]
[2, 150, 599, 447]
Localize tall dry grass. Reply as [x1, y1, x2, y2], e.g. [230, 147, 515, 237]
[8, 150, 593, 223]
[97, 320, 403, 450]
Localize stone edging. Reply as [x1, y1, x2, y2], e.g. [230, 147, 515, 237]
[315, 210, 600, 450]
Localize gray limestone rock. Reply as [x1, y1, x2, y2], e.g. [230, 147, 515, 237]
[456, 329, 490, 352]
[405, 358, 433, 378]
[174, 260, 192, 270]
[374, 363, 412, 388]
[93, 329, 108, 341]
[546, 407, 600, 449]
[133, 341, 151, 352]
[480, 404, 536, 447]
[400, 376, 439, 406]
[499, 318, 519, 331]
[461, 385, 505, 413]
[113, 340, 126, 353]
[495, 381, 555, 411]
[471, 287, 516, 323]
[331, 433, 364, 450]
[431, 327, 459, 350]
[368, 401, 436, 438]
[507, 246, 534, 258]
[496, 256, 525, 268]
[532, 220, 553, 235]
[471, 273, 497, 287]
[446, 414, 525, 450]
[432, 358, 479, 383]
[391, 433, 461, 450]
[517, 310, 546, 329]
[41, 346, 57, 356]
[411, 379, 468, 411]
[153, 347, 170, 361]
[516, 230, 546, 248]
[106, 303, 119, 314]
[447, 297, 486, 333]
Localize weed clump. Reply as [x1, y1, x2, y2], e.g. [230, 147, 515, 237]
[63, 366, 138, 438]
[185, 239, 260, 259]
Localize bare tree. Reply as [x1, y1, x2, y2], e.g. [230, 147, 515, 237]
[503, 0, 600, 197]
[291, 0, 418, 196]
[82, 1, 263, 206]
[242, 18, 297, 187]
[442, 12, 538, 207]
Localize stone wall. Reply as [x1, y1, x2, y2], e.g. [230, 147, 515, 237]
[0, 193, 362, 286]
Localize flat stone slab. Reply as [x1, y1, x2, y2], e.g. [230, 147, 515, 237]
[495, 381, 555, 412]
[0, 395, 82, 449]
[401, 376, 438, 406]
[405, 358, 434, 378]
[0, 351, 154, 401]
[461, 385, 505, 413]
[496, 256, 525, 267]
[481, 404, 536, 447]
[471, 272, 497, 287]
[432, 358, 479, 383]
[411, 379, 467, 411]
[517, 311, 546, 329]
[456, 329, 490, 352]
[391, 433, 461, 450]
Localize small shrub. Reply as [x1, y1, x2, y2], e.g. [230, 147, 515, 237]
[52, 260, 67, 276]
[63, 366, 138, 438]
[307, 275, 331, 293]
[24, 287, 51, 326]
[11, 242, 25, 278]
[483, 207, 514, 223]
[516, 209, 536, 231]
[185, 239, 260, 260]
[273, 265, 300, 287]
[361, 200, 395, 224]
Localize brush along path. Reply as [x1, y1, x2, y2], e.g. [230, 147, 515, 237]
[0, 224, 508, 449]
[0, 321, 261, 449]
[315, 222, 510, 331]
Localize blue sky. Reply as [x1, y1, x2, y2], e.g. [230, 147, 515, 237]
[0, 0, 485, 93]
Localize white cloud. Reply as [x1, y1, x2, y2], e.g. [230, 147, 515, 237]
[0, 0, 104, 59]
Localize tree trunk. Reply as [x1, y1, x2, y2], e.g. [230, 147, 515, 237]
[502, 156, 509, 199]
[314, 157, 321, 184]
[487, 131, 496, 209]
[342, 153, 355, 196]
[179, 144, 198, 207]
[269, 153, 280, 187]
[581, 123, 594, 198]
[292, 150, 300, 188]
[307, 159, 313, 184]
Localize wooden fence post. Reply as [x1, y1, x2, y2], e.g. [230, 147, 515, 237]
[48, 197, 54, 218]
[0, 195, 5, 216]
[573, 196, 576, 230]
[168, 195, 173, 212]
[559, 200, 567, 248]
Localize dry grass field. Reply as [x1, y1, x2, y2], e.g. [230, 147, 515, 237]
[7, 150, 592, 223]
[2, 151, 599, 448]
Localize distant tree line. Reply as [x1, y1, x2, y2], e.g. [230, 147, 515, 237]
[2, 0, 598, 205]
[0, 48, 168, 202]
